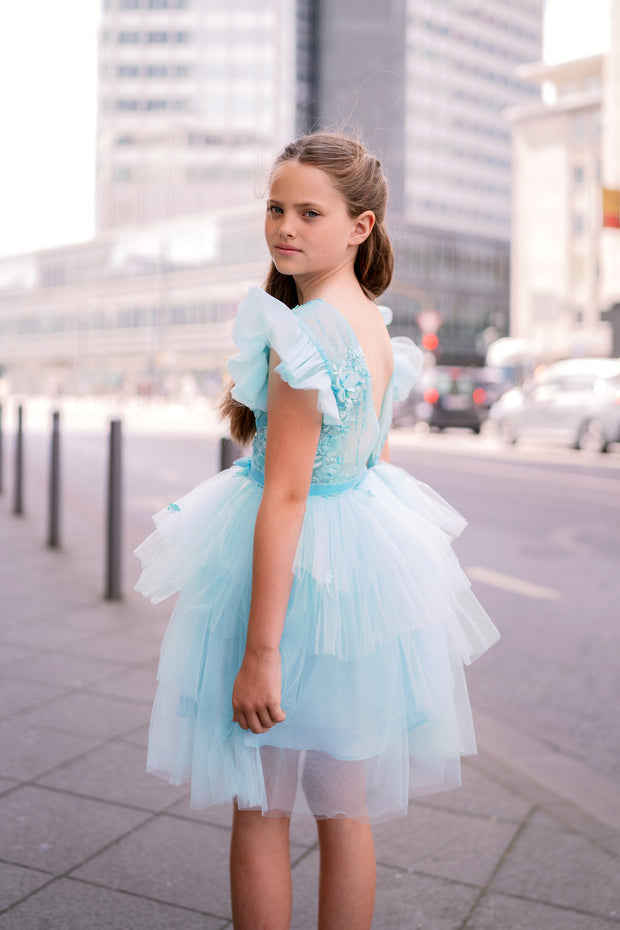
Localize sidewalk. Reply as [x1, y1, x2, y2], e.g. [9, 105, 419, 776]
[1, 498, 619, 930]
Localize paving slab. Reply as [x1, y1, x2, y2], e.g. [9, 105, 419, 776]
[415, 760, 532, 823]
[86, 664, 158, 702]
[35, 740, 188, 811]
[0, 878, 229, 930]
[467, 891, 618, 930]
[0, 784, 152, 874]
[288, 851, 482, 930]
[64, 627, 164, 665]
[15, 690, 152, 741]
[2, 650, 127, 689]
[0, 776, 19, 795]
[490, 809, 620, 919]
[2, 616, 99, 650]
[0, 676, 68, 716]
[114, 722, 149, 749]
[0, 863, 51, 912]
[0, 643, 38, 668]
[373, 803, 519, 887]
[0, 719, 102, 781]
[71, 813, 232, 919]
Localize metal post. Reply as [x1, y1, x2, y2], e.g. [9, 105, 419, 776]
[105, 419, 123, 600]
[219, 436, 240, 471]
[0, 402, 3, 495]
[48, 411, 61, 548]
[13, 404, 24, 515]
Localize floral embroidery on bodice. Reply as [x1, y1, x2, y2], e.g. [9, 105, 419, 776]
[250, 300, 387, 487]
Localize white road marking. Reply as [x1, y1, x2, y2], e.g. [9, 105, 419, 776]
[466, 566, 560, 601]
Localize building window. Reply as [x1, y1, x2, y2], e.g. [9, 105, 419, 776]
[174, 31, 190, 43]
[573, 165, 584, 188]
[118, 65, 140, 77]
[148, 0, 190, 7]
[148, 32, 168, 43]
[114, 166, 133, 182]
[147, 65, 168, 77]
[118, 31, 140, 43]
[116, 99, 139, 110]
[120, 0, 141, 7]
[146, 99, 167, 109]
[573, 212, 585, 235]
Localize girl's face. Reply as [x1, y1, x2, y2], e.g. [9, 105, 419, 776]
[265, 160, 361, 284]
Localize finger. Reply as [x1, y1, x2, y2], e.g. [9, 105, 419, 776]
[268, 703, 286, 724]
[246, 711, 268, 734]
[256, 706, 276, 730]
[234, 711, 249, 730]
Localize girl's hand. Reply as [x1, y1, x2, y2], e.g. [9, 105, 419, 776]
[232, 648, 287, 734]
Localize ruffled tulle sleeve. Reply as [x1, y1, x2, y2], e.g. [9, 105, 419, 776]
[227, 287, 340, 425]
[391, 336, 423, 401]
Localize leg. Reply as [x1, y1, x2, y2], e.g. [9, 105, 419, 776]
[316, 817, 376, 930]
[230, 805, 292, 930]
[301, 751, 376, 929]
[230, 747, 300, 930]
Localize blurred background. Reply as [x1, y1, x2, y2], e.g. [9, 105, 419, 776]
[1, 0, 619, 404]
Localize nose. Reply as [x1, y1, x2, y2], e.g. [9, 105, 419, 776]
[276, 212, 297, 239]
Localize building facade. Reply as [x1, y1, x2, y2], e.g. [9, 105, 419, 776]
[0, 207, 266, 395]
[97, 0, 296, 229]
[312, 0, 543, 361]
[509, 0, 620, 361]
[0, 0, 546, 392]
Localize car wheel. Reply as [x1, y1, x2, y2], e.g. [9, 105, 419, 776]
[499, 420, 517, 444]
[576, 418, 608, 453]
[472, 425, 481, 435]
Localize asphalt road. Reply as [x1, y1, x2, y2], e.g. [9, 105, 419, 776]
[4, 404, 619, 790]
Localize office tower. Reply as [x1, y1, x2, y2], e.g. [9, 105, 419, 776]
[308, 0, 544, 360]
[96, 0, 296, 230]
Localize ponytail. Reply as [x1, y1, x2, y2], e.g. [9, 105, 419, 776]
[355, 220, 394, 299]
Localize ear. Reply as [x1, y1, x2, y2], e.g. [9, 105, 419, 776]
[349, 211, 375, 246]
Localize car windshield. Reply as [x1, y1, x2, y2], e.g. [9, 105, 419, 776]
[431, 370, 475, 395]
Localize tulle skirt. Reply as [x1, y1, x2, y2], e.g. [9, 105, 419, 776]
[134, 459, 499, 824]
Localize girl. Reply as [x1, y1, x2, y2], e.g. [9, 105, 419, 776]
[134, 132, 499, 930]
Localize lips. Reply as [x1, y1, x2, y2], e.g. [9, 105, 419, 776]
[275, 244, 301, 254]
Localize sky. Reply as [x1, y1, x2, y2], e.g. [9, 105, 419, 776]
[0, 1, 100, 258]
[0, 0, 612, 260]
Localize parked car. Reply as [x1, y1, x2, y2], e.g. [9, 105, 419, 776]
[393, 366, 486, 433]
[465, 366, 513, 416]
[489, 357, 620, 452]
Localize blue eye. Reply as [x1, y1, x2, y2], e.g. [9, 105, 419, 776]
[268, 205, 283, 215]
[304, 210, 319, 218]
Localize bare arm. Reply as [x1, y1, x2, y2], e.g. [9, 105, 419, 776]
[380, 437, 390, 463]
[232, 351, 323, 734]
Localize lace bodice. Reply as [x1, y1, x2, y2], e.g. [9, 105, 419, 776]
[227, 289, 422, 490]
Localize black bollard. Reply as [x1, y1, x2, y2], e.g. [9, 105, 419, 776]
[219, 436, 240, 471]
[48, 411, 61, 548]
[13, 404, 24, 516]
[105, 419, 123, 600]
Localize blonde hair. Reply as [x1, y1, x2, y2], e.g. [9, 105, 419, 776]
[221, 131, 394, 444]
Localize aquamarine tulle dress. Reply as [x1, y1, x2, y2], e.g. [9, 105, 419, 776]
[134, 286, 499, 824]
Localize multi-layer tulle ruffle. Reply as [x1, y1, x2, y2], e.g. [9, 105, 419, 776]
[134, 458, 499, 823]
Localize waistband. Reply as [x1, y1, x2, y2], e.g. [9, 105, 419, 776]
[233, 457, 366, 497]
